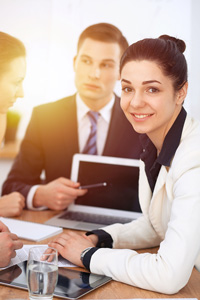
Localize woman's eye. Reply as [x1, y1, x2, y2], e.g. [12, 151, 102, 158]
[148, 87, 158, 93]
[122, 87, 133, 93]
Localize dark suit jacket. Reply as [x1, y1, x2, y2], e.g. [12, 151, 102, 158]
[2, 94, 142, 201]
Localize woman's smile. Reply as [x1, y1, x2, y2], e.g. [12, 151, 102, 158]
[131, 113, 154, 121]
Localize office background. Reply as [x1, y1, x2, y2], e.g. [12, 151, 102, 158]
[0, 0, 199, 139]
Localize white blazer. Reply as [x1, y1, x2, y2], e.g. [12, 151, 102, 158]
[90, 115, 200, 294]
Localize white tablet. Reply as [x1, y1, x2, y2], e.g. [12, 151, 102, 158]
[46, 154, 142, 231]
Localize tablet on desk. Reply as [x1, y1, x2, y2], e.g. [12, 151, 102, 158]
[0, 261, 112, 299]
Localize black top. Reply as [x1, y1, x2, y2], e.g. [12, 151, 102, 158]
[82, 107, 187, 271]
[140, 107, 187, 192]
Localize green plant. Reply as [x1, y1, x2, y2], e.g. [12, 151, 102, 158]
[6, 110, 21, 128]
[4, 110, 21, 143]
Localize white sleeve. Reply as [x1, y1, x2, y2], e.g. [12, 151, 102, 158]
[90, 155, 200, 294]
[26, 185, 47, 211]
[101, 215, 161, 249]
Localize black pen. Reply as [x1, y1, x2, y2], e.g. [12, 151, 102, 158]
[79, 182, 107, 189]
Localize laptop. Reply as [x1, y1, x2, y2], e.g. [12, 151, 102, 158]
[45, 154, 142, 231]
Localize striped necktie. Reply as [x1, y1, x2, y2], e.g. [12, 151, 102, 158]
[82, 111, 99, 155]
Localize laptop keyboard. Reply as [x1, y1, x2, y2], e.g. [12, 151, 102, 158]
[59, 210, 133, 225]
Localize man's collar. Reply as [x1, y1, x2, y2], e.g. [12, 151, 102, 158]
[76, 93, 115, 123]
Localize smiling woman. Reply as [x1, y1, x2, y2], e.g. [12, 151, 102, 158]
[120, 35, 188, 149]
[47, 35, 200, 295]
[120, 58, 187, 150]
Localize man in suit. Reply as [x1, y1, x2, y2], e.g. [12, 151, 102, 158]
[2, 23, 142, 211]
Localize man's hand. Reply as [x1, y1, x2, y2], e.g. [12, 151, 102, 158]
[33, 177, 87, 210]
[0, 220, 10, 233]
[0, 192, 25, 217]
[48, 231, 97, 267]
[0, 232, 23, 268]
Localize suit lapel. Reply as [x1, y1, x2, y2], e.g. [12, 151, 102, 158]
[61, 94, 79, 155]
[103, 95, 123, 156]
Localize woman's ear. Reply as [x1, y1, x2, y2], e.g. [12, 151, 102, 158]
[176, 81, 188, 105]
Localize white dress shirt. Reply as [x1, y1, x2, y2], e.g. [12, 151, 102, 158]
[27, 93, 115, 210]
[77, 93, 115, 155]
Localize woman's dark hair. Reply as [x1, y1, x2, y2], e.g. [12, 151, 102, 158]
[120, 35, 187, 91]
[0, 32, 26, 75]
[77, 23, 129, 56]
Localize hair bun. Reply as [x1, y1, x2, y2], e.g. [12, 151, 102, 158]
[159, 34, 186, 53]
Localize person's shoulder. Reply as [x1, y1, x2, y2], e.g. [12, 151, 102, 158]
[172, 115, 200, 173]
[33, 94, 76, 113]
[113, 94, 121, 108]
[181, 115, 200, 149]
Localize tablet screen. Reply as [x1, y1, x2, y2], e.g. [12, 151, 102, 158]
[0, 261, 112, 299]
[76, 161, 141, 212]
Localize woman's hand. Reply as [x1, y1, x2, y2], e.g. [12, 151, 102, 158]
[48, 231, 97, 267]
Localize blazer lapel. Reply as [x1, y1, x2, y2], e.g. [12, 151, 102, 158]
[152, 166, 168, 197]
[139, 162, 169, 238]
[138, 161, 152, 215]
[61, 94, 79, 155]
[149, 165, 169, 238]
[103, 95, 124, 156]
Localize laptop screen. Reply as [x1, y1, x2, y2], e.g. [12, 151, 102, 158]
[75, 158, 141, 213]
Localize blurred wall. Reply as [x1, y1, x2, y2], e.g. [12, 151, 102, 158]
[0, 0, 199, 140]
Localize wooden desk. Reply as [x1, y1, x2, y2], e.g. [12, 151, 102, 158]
[0, 209, 200, 299]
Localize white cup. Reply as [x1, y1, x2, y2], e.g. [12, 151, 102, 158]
[27, 246, 58, 300]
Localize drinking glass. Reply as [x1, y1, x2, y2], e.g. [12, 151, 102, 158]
[27, 246, 58, 300]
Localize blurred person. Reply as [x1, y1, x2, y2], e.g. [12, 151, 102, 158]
[0, 31, 25, 217]
[2, 23, 142, 211]
[0, 31, 26, 267]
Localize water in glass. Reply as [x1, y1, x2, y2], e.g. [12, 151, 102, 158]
[27, 246, 58, 300]
[27, 262, 58, 299]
